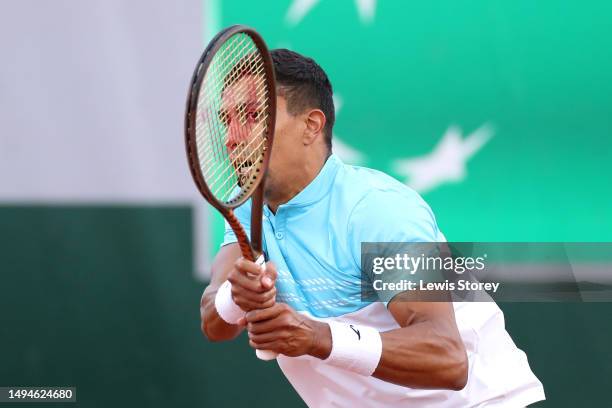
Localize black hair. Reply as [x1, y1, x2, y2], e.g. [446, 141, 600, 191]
[270, 49, 335, 149]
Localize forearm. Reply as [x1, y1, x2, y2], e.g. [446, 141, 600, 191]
[308, 318, 467, 390]
[373, 321, 468, 390]
[200, 244, 247, 342]
[200, 284, 243, 342]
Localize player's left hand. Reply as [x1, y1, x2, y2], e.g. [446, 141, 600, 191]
[239, 303, 332, 359]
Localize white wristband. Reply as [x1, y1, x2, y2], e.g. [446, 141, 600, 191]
[213, 254, 266, 326]
[214, 280, 244, 324]
[324, 322, 383, 376]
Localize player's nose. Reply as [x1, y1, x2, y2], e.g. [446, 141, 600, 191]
[225, 120, 241, 151]
[226, 121, 251, 151]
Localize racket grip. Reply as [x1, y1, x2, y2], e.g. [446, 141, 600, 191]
[252, 255, 278, 361]
[256, 349, 279, 360]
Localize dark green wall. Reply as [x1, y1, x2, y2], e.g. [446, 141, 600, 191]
[1, 207, 610, 406]
[0, 207, 302, 407]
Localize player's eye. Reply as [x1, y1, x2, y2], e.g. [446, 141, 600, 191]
[218, 110, 231, 126]
[248, 110, 259, 121]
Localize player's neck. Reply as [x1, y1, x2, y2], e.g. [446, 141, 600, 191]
[266, 152, 329, 213]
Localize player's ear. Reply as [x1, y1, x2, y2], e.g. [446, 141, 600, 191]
[303, 109, 326, 145]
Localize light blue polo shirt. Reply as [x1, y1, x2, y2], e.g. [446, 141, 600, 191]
[222, 154, 444, 318]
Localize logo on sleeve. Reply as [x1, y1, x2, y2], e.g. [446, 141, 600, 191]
[349, 324, 361, 340]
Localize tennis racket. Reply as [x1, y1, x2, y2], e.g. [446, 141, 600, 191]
[184, 25, 277, 360]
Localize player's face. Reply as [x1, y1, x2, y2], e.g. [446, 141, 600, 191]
[221, 78, 308, 198]
[220, 74, 267, 185]
[264, 95, 307, 196]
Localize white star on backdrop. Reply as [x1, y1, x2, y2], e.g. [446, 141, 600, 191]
[282, 0, 492, 193]
[286, 0, 377, 26]
[393, 124, 494, 194]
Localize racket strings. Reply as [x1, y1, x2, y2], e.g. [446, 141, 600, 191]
[199, 84, 268, 171]
[197, 69, 267, 166]
[200, 108, 268, 178]
[203, 35, 254, 163]
[198, 36, 263, 155]
[205, 48, 266, 167]
[202, 109, 269, 195]
[196, 37, 248, 164]
[206, 117, 269, 197]
[199, 75, 268, 196]
[195, 32, 270, 203]
[196, 34, 249, 169]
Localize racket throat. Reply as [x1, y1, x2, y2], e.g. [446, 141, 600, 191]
[225, 209, 259, 261]
[250, 184, 265, 255]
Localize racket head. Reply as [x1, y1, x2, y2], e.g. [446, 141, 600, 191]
[185, 25, 276, 211]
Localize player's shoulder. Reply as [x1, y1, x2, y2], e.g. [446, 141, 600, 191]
[333, 162, 443, 240]
[334, 162, 430, 213]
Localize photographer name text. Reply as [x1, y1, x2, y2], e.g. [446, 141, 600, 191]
[372, 279, 500, 293]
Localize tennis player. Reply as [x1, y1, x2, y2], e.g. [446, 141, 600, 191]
[201, 49, 545, 407]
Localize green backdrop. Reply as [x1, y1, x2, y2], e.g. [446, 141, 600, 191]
[212, 0, 612, 244]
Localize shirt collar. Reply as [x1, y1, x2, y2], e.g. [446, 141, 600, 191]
[277, 154, 342, 209]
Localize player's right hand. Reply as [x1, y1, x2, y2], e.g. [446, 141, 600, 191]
[227, 258, 277, 313]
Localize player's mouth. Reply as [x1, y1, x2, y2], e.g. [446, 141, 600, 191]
[237, 160, 253, 173]
[236, 160, 253, 186]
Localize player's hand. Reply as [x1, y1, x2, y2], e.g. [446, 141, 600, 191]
[227, 258, 277, 312]
[241, 303, 332, 359]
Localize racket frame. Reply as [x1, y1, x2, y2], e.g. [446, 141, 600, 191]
[185, 25, 276, 262]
